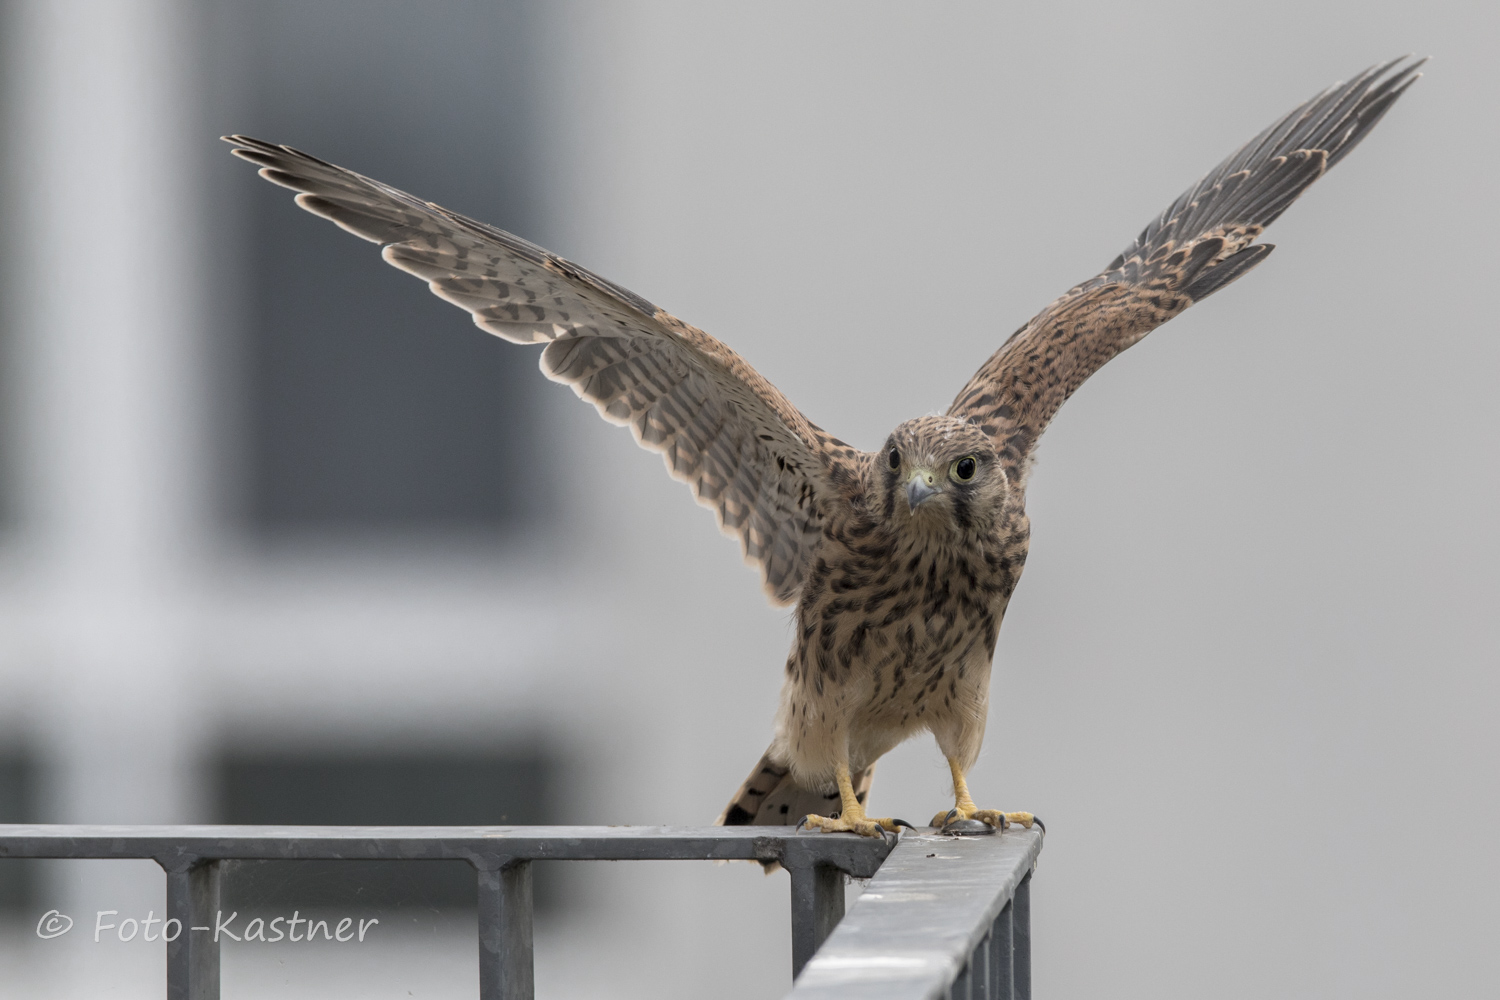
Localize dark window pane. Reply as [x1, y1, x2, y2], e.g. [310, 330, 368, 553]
[217, 0, 548, 529]
[214, 749, 558, 910]
[0, 750, 39, 910]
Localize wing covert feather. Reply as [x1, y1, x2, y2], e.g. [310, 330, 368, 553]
[949, 58, 1423, 483]
[227, 136, 851, 604]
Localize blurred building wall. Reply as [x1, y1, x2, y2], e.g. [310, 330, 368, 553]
[0, 2, 1497, 999]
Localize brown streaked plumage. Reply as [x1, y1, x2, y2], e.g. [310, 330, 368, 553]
[225, 57, 1421, 838]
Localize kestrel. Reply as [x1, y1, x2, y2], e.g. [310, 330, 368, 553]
[226, 57, 1421, 838]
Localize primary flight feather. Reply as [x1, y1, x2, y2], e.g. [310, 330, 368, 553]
[226, 57, 1421, 837]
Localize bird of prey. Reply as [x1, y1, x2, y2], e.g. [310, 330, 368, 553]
[226, 57, 1421, 838]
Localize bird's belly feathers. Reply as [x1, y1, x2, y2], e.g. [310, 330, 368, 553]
[774, 531, 1022, 780]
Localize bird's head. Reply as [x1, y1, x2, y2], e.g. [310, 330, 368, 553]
[880, 417, 1009, 534]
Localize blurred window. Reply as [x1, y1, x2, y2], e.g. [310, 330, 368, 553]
[217, 0, 549, 530]
[214, 748, 558, 909]
[0, 749, 39, 910]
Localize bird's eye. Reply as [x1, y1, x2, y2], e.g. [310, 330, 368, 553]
[888, 448, 901, 470]
[953, 456, 977, 482]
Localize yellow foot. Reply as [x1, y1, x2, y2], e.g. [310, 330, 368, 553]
[930, 805, 1043, 833]
[798, 811, 911, 838]
[794, 762, 914, 838]
[933, 757, 1044, 832]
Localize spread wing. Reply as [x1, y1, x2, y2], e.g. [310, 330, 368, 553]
[949, 57, 1423, 485]
[226, 136, 856, 605]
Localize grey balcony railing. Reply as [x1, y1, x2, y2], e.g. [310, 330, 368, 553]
[0, 822, 1041, 999]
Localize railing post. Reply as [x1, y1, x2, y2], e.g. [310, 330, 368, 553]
[1013, 872, 1032, 1000]
[951, 960, 973, 999]
[475, 857, 534, 1000]
[991, 900, 1014, 1000]
[786, 860, 844, 979]
[159, 857, 220, 1000]
[973, 929, 992, 1000]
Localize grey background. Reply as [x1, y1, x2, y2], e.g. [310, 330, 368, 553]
[0, 1, 1495, 997]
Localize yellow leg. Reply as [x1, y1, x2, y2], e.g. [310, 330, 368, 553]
[799, 763, 912, 838]
[930, 757, 1040, 832]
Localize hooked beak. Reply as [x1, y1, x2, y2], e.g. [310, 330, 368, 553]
[906, 470, 941, 511]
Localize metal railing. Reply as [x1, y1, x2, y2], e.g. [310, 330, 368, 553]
[791, 825, 1041, 1000]
[0, 822, 1040, 999]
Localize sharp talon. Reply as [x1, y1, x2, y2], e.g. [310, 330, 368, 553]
[943, 808, 959, 826]
[795, 815, 812, 832]
[1034, 817, 1045, 834]
[892, 818, 916, 831]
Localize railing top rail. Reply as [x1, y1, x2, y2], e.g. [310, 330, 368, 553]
[788, 826, 1042, 1000]
[1, 822, 1039, 998]
[0, 823, 892, 876]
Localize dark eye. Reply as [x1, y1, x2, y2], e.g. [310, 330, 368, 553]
[953, 456, 977, 481]
[888, 448, 901, 470]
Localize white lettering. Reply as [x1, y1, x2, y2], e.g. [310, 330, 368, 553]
[214, 910, 241, 942]
[35, 910, 73, 938]
[71, 908, 371, 944]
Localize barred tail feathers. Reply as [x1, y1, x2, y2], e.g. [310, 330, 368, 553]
[717, 747, 874, 826]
